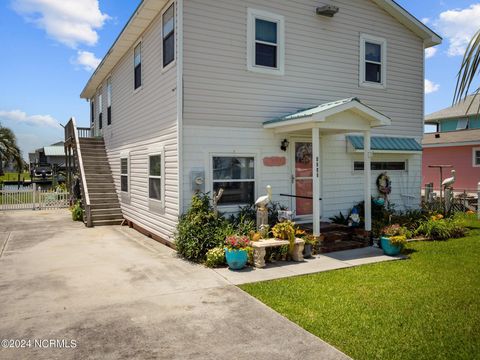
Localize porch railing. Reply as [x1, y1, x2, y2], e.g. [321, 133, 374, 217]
[64, 117, 92, 226]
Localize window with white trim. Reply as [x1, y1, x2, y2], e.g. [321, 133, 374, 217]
[98, 88, 103, 130]
[90, 99, 95, 125]
[354, 161, 406, 171]
[360, 34, 387, 88]
[107, 78, 112, 125]
[247, 8, 285, 75]
[162, 4, 175, 67]
[473, 148, 480, 167]
[212, 156, 255, 206]
[149, 154, 163, 201]
[134, 43, 142, 89]
[120, 158, 128, 192]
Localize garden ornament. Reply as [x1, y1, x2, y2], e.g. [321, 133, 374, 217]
[442, 170, 456, 189]
[255, 185, 272, 229]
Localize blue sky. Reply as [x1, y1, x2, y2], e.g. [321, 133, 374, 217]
[0, 0, 479, 160]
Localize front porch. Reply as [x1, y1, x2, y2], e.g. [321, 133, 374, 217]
[264, 97, 392, 238]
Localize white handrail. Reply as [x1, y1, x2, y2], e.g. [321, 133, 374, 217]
[70, 117, 92, 226]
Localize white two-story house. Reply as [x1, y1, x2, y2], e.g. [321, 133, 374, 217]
[78, 0, 441, 245]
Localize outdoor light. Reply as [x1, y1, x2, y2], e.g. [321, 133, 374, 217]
[316, 5, 339, 17]
[281, 139, 289, 151]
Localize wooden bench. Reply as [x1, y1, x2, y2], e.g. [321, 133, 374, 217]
[251, 238, 305, 268]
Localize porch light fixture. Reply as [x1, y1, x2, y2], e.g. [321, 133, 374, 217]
[316, 5, 339, 17]
[281, 139, 289, 151]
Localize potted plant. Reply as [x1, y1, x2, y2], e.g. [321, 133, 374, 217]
[272, 220, 296, 255]
[303, 234, 317, 258]
[381, 224, 408, 256]
[224, 235, 251, 270]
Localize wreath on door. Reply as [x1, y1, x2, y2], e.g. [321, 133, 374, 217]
[376, 172, 391, 195]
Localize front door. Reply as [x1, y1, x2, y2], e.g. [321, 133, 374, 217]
[291, 141, 313, 220]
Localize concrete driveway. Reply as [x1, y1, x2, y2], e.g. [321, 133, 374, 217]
[0, 210, 349, 360]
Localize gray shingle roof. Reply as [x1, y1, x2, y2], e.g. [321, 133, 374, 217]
[425, 95, 480, 123]
[422, 128, 480, 145]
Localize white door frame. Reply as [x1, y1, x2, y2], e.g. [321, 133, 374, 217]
[290, 137, 314, 223]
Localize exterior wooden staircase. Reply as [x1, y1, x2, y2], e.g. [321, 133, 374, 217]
[65, 118, 123, 227]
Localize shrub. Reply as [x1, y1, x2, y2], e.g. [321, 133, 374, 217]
[329, 211, 349, 225]
[382, 224, 408, 237]
[175, 193, 234, 262]
[414, 215, 467, 241]
[272, 220, 296, 253]
[70, 201, 84, 221]
[205, 247, 225, 268]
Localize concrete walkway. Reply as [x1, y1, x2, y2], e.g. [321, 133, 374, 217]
[214, 247, 404, 285]
[0, 210, 349, 360]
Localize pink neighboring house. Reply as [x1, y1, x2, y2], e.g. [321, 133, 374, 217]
[423, 96, 480, 193]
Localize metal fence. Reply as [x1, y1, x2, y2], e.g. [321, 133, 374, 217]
[0, 184, 69, 211]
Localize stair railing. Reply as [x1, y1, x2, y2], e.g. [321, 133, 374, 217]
[65, 117, 92, 227]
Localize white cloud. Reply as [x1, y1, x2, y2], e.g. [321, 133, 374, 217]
[0, 110, 61, 128]
[421, 17, 430, 24]
[435, 4, 480, 56]
[74, 50, 101, 72]
[12, 0, 109, 48]
[425, 47, 437, 59]
[425, 79, 440, 95]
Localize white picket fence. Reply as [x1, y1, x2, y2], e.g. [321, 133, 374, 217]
[0, 184, 69, 211]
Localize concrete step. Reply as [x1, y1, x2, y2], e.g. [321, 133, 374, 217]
[92, 219, 124, 226]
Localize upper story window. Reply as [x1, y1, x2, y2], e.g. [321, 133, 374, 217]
[473, 148, 480, 167]
[90, 99, 95, 125]
[162, 4, 175, 67]
[212, 156, 255, 206]
[107, 78, 112, 125]
[360, 34, 387, 88]
[247, 8, 285, 75]
[98, 88, 103, 130]
[134, 43, 142, 90]
[456, 118, 469, 130]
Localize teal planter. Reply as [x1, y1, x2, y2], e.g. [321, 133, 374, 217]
[225, 248, 248, 270]
[380, 237, 402, 256]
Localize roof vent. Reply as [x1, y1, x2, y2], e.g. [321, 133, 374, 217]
[435, 133, 440, 138]
[316, 5, 339, 17]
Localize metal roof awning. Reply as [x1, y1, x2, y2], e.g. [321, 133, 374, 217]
[347, 135, 422, 154]
[43, 146, 66, 156]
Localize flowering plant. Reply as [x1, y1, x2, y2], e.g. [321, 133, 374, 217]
[382, 224, 408, 237]
[225, 235, 251, 250]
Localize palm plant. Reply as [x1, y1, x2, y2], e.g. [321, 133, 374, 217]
[0, 123, 23, 178]
[453, 29, 480, 112]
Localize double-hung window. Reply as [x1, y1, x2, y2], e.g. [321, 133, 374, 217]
[247, 8, 285, 75]
[120, 158, 129, 192]
[149, 154, 163, 202]
[354, 161, 406, 171]
[107, 78, 112, 125]
[98, 88, 103, 130]
[212, 156, 255, 206]
[360, 34, 387, 88]
[473, 148, 480, 167]
[90, 99, 95, 125]
[162, 4, 175, 67]
[134, 43, 142, 90]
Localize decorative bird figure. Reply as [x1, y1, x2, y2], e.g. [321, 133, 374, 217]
[442, 170, 456, 189]
[255, 185, 272, 210]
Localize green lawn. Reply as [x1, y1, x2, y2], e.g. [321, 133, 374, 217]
[241, 228, 480, 360]
[0, 171, 30, 182]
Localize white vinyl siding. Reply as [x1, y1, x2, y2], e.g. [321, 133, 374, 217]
[100, 2, 179, 243]
[247, 8, 285, 75]
[183, 0, 424, 137]
[360, 33, 387, 88]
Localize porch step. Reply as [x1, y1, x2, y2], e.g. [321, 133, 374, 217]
[91, 208, 122, 215]
[90, 202, 123, 210]
[91, 213, 124, 221]
[323, 231, 351, 243]
[92, 219, 124, 226]
[319, 240, 368, 253]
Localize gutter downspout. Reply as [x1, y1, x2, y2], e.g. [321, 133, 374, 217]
[176, 0, 184, 217]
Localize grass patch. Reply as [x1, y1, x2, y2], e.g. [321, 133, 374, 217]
[241, 230, 480, 360]
[0, 172, 30, 182]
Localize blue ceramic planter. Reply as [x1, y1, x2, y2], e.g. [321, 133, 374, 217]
[380, 237, 402, 256]
[225, 248, 248, 270]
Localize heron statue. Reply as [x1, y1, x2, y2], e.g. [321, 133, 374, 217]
[442, 170, 456, 189]
[255, 185, 272, 229]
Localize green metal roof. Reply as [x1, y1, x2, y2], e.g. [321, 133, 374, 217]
[43, 146, 65, 156]
[263, 97, 390, 126]
[347, 136, 422, 152]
